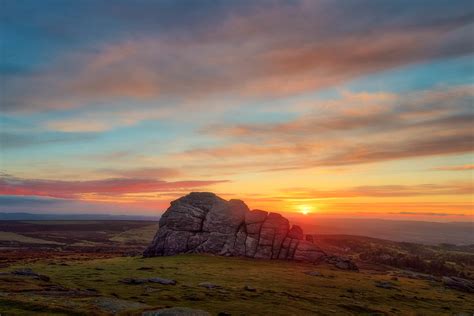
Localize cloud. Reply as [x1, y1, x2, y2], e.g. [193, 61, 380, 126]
[0, 132, 96, 149]
[433, 164, 474, 171]
[0, 175, 228, 199]
[99, 167, 182, 179]
[3, 1, 473, 113]
[391, 212, 466, 217]
[313, 132, 473, 167]
[279, 182, 473, 199]
[169, 86, 473, 173]
[0, 195, 167, 214]
[203, 86, 473, 140]
[0, 195, 61, 206]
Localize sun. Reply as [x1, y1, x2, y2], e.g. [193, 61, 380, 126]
[298, 205, 313, 215]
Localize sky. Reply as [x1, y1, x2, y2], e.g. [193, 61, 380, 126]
[1, 0, 473, 221]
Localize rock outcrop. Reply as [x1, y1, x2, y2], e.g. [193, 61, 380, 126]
[443, 276, 474, 293]
[144, 192, 326, 263]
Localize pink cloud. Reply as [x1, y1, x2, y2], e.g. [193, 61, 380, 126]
[0, 175, 228, 199]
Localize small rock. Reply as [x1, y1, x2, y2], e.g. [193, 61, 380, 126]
[443, 276, 474, 293]
[244, 285, 256, 292]
[138, 267, 154, 271]
[11, 268, 50, 281]
[375, 281, 397, 289]
[142, 307, 210, 315]
[198, 282, 221, 289]
[326, 256, 359, 271]
[94, 297, 148, 314]
[304, 271, 322, 277]
[148, 277, 177, 285]
[119, 278, 148, 285]
[11, 268, 36, 276]
[39, 275, 51, 282]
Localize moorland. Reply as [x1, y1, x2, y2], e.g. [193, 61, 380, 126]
[0, 220, 473, 315]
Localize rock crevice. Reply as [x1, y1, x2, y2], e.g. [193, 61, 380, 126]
[144, 192, 326, 263]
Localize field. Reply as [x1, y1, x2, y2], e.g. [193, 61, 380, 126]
[0, 221, 473, 315]
[0, 221, 158, 264]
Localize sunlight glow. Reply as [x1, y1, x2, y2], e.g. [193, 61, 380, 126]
[298, 205, 313, 215]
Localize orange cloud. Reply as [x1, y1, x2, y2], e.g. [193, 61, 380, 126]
[99, 167, 182, 179]
[433, 164, 474, 171]
[174, 86, 473, 173]
[279, 182, 473, 199]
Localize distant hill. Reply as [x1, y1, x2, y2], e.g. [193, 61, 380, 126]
[0, 212, 158, 221]
[290, 217, 474, 246]
[1, 212, 472, 245]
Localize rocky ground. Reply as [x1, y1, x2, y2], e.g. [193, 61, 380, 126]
[1, 254, 473, 315]
[0, 216, 473, 314]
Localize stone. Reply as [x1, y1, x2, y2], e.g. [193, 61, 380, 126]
[304, 271, 322, 277]
[119, 278, 148, 285]
[245, 236, 259, 257]
[294, 240, 326, 263]
[160, 203, 206, 232]
[245, 209, 268, 224]
[203, 199, 248, 234]
[144, 192, 327, 264]
[375, 281, 397, 289]
[443, 276, 474, 293]
[94, 297, 149, 314]
[148, 277, 176, 285]
[288, 239, 300, 259]
[244, 285, 257, 292]
[142, 307, 210, 316]
[288, 225, 304, 240]
[278, 238, 291, 259]
[246, 222, 262, 236]
[232, 227, 247, 256]
[11, 268, 50, 282]
[326, 256, 359, 271]
[198, 282, 221, 289]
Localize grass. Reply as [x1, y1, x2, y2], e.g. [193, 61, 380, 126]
[1, 254, 472, 315]
[109, 224, 158, 244]
[0, 231, 63, 245]
[19, 221, 103, 225]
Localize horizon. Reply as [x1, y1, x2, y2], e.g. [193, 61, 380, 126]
[1, 1, 473, 223]
[0, 202, 472, 223]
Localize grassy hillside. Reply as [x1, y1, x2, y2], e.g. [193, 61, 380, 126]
[0, 220, 472, 315]
[0, 231, 63, 245]
[315, 235, 474, 278]
[1, 254, 473, 315]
